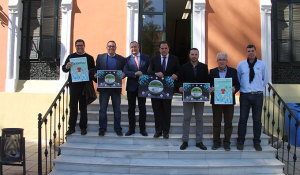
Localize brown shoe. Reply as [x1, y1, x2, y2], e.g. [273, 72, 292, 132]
[81, 129, 87, 135]
[196, 142, 207, 150]
[66, 129, 75, 135]
[180, 142, 188, 150]
[254, 144, 262, 151]
[211, 143, 221, 150]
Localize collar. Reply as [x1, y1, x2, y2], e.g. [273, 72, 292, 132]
[160, 54, 169, 58]
[107, 53, 116, 57]
[132, 53, 140, 57]
[76, 52, 86, 55]
[218, 66, 227, 72]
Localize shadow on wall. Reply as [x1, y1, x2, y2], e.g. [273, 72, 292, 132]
[0, 5, 8, 27]
[70, 0, 81, 53]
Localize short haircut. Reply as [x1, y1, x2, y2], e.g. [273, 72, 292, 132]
[130, 41, 139, 47]
[75, 39, 85, 46]
[189, 48, 199, 54]
[107, 40, 116, 46]
[246, 44, 256, 50]
[159, 41, 169, 48]
[216, 52, 228, 60]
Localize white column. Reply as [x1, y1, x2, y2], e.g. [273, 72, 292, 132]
[260, 0, 272, 83]
[126, 0, 139, 56]
[5, 0, 22, 92]
[59, 0, 73, 83]
[192, 0, 206, 63]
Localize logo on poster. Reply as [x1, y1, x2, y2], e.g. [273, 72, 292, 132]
[148, 80, 164, 95]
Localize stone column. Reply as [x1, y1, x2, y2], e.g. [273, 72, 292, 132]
[260, 0, 272, 83]
[126, 0, 139, 56]
[5, 0, 22, 92]
[59, 0, 73, 83]
[192, 0, 206, 63]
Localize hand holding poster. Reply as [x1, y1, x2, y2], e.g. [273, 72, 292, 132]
[214, 78, 233, 104]
[70, 57, 89, 82]
[138, 75, 174, 99]
[97, 70, 122, 88]
[183, 83, 210, 102]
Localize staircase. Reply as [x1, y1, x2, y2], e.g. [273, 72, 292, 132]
[50, 96, 284, 175]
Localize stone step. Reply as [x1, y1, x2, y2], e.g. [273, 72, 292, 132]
[84, 111, 249, 123]
[66, 132, 270, 146]
[60, 142, 277, 159]
[53, 156, 284, 175]
[76, 121, 254, 134]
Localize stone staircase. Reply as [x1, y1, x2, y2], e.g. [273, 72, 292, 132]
[50, 96, 284, 175]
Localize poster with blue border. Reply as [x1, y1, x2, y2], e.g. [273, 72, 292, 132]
[97, 70, 122, 88]
[183, 83, 210, 102]
[138, 75, 174, 99]
[214, 78, 233, 104]
[70, 57, 89, 82]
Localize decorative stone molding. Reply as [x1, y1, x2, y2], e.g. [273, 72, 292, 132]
[5, 0, 23, 92]
[260, 0, 272, 83]
[59, 0, 73, 83]
[126, 0, 139, 56]
[192, 0, 206, 63]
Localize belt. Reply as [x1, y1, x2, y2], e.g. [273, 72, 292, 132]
[242, 91, 263, 95]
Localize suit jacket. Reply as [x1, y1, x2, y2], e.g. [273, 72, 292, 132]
[178, 61, 209, 87]
[95, 53, 126, 92]
[148, 54, 180, 77]
[209, 66, 240, 105]
[124, 54, 150, 92]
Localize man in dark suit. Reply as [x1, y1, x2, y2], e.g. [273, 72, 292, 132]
[124, 41, 150, 136]
[209, 52, 240, 151]
[148, 41, 180, 139]
[94, 40, 126, 136]
[178, 48, 209, 150]
[63, 39, 95, 136]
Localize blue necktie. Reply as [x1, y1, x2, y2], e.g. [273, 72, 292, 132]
[162, 57, 166, 73]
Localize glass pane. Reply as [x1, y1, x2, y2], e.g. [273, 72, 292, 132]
[142, 15, 164, 58]
[143, 0, 163, 12]
[278, 40, 290, 62]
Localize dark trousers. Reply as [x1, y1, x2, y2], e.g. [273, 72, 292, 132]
[212, 104, 234, 145]
[237, 93, 263, 145]
[99, 89, 122, 132]
[151, 98, 172, 134]
[127, 90, 146, 132]
[69, 83, 87, 130]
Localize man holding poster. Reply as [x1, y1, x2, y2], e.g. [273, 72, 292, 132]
[178, 48, 209, 150]
[62, 39, 95, 136]
[209, 52, 240, 151]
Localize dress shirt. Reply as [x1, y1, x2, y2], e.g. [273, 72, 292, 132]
[132, 53, 141, 67]
[218, 66, 227, 78]
[161, 54, 169, 71]
[107, 54, 117, 70]
[237, 59, 269, 93]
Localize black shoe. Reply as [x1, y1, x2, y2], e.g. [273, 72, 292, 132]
[180, 142, 188, 150]
[153, 132, 162, 138]
[125, 130, 135, 136]
[223, 144, 231, 151]
[254, 144, 262, 151]
[140, 130, 148, 136]
[116, 131, 123, 136]
[81, 129, 87, 135]
[98, 130, 105, 136]
[66, 129, 75, 135]
[196, 142, 207, 150]
[163, 133, 169, 139]
[237, 143, 244, 150]
[211, 143, 221, 150]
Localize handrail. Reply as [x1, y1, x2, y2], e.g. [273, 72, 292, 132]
[38, 80, 69, 175]
[263, 83, 300, 175]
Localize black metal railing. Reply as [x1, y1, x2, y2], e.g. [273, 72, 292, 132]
[263, 83, 300, 175]
[38, 80, 69, 175]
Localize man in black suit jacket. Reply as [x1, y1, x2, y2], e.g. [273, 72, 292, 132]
[148, 41, 180, 139]
[94, 41, 126, 136]
[209, 52, 240, 151]
[178, 48, 209, 150]
[124, 41, 150, 136]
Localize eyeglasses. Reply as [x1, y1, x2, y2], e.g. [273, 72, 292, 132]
[107, 45, 116, 48]
[75, 45, 84, 47]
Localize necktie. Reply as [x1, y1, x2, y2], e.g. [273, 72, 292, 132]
[162, 57, 166, 73]
[134, 55, 139, 69]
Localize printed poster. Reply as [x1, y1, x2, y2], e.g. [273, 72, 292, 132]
[183, 83, 210, 102]
[214, 78, 233, 104]
[70, 57, 89, 82]
[97, 70, 122, 88]
[138, 75, 174, 99]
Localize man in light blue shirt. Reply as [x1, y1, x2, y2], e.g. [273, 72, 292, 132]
[236, 44, 269, 151]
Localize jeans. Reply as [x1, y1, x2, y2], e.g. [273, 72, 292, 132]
[237, 93, 263, 145]
[99, 89, 122, 132]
